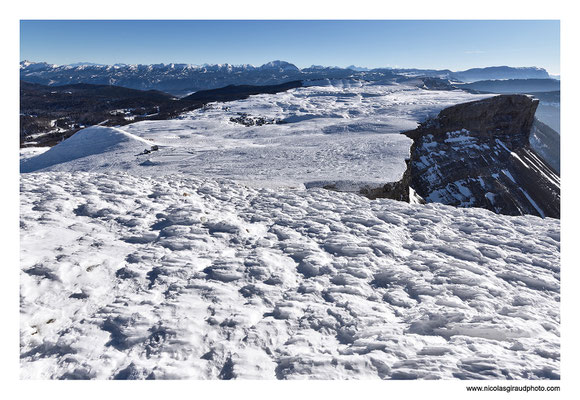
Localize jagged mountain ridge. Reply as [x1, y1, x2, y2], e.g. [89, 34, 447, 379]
[20, 60, 334, 96]
[403, 95, 560, 218]
[20, 60, 551, 96]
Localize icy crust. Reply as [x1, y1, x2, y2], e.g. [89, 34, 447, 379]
[21, 172, 559, 379]
[21, 83, 491, 191]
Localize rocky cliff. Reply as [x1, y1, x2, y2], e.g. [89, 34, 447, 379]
[402, 95, 560, 218]
[530, 118, 560, 173]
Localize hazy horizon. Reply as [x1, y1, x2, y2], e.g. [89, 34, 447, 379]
[20, 59, 559, 75]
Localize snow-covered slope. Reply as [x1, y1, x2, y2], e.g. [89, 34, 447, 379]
[21, 172, 559, 380]
[20, 126, 158, 173]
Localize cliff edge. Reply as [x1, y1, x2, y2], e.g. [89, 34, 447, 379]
[402, 94, 560, 218]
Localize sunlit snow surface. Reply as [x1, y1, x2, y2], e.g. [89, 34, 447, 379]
[22, 83, 492, 191]
[21, 173, 559, 379]
[20, 83, 559, 380]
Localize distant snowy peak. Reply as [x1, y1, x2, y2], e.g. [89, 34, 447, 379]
[20, 60, 57, 70]
[259, 60, 300, 72]
[20, 60, 35, 68]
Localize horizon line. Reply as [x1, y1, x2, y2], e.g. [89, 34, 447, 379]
[20, 59, 558, 75]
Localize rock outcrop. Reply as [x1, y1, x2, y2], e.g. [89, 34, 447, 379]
[403, 94, 560, 218]
[405, 95, 538, 148]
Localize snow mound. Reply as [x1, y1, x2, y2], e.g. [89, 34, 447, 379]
[20, 172, 560, 379]
[20, 126, 156, 173]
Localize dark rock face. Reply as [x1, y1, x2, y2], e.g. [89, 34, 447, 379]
[530, 119, 560, 173]
[359, 159, 412, 202]
[229, 113, 280, 127]
[403, 95, 560, 218]
[405, 95, 538, 148]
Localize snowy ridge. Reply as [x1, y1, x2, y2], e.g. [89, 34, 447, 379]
[21, 172, 560, 379]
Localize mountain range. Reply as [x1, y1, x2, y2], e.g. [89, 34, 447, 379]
[459, 79, 560, 94]
[20, 60, 552, 96]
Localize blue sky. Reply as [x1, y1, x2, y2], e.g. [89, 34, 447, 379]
[20, 20, 560, 74]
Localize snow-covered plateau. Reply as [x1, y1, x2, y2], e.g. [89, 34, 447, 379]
[21, 82, 491, 191]
[20, 82, 559, 380]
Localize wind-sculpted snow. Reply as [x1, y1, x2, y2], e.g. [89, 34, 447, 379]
[21, 172, 560, 379]
[21, 83, 491, 192]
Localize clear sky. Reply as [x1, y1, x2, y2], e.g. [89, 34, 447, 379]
[20, 20, 560, 74]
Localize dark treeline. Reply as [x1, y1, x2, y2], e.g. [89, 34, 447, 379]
[20, 80, 303, 147]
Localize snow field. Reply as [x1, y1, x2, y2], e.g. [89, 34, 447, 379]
[20, 172, 560, 379]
